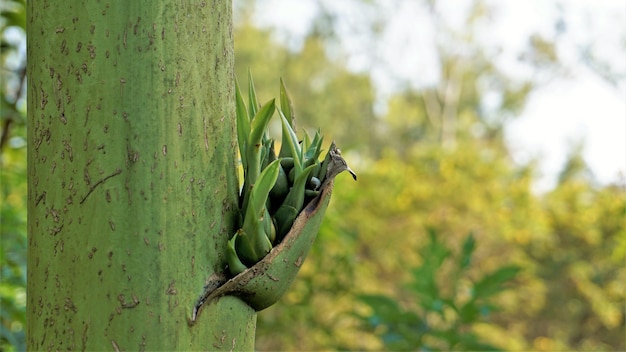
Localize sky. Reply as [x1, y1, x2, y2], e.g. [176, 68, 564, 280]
[250, 0, 626, 191]
[487, 1, 626, 190]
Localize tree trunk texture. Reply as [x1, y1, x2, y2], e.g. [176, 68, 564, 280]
[27, 1, 256, 350]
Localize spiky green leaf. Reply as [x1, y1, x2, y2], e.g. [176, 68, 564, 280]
[278, 109, 302, 170]
[227, 235, 248, 275]
[279, 78, 295, 130]
[246, 159, 280, 222]
[235, 79, 250, 174]
[247, 68, 259, 120]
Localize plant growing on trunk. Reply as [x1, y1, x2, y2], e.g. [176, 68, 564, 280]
[192, 73, 356, 320]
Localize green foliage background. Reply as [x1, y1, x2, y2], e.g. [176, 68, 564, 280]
[2, 1, 624, 350]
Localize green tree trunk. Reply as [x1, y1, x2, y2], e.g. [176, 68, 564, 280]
[26, 1, 256, 350]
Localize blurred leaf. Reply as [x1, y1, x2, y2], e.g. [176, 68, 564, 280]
[408, 229, 450, 312]
[459, 300, 479, 323]
[459, 233, 475, 270]
[1, 0, 26, 30]
[357, 294, 425, 350]
[358, 294, 404, 327]
[473, 266, 521, 300]
[454, 332, 501, 351]
[355, 228, 519, 351]
[423, 228, 452, 269]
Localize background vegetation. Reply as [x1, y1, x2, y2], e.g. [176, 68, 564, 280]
[2, 0, 624, 350]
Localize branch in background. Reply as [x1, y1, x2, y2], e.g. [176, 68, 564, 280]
[440, 61, 463, 150]
[1, 65, 27, 153]
[423, 89, 442, 130]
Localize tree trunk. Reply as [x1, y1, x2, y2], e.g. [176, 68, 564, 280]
[26, 1, 255, 350]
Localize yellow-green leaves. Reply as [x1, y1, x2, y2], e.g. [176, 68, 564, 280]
[231, 72, 280, 276]
[229, 160, 280, 274]
[239, 97, 276, 220]
[278, 78, 296, 158]
[236, 76, 276, 198]
[274, 164, 317, 239]
[279, 109, 302, 170]
[243, 159, 280, 232]
[227, 72, 356, 278]
[247, 99, 275, 184]
[247, 69, 260, 119]
[226, 235, 248, 275]
[236, 79, 250, 177]
[194, 182, 335, 317]
[191, 73, 358, 319]
[279, 78, 294, 125]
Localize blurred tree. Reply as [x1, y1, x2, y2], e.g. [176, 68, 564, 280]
[523, 148, 626, 351]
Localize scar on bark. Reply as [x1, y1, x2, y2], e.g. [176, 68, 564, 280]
[80, 168, 122, 204]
